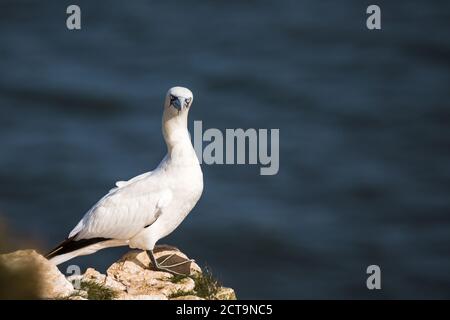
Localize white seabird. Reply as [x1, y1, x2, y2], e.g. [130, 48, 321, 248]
[46, 87, 203, 274]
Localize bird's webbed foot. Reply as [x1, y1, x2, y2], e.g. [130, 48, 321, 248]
[147, 250, 194, 276]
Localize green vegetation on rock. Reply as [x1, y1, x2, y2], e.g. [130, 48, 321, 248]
[80, 280, 118, 300]
[168, 267, 225, 300]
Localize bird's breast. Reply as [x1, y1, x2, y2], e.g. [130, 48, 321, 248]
[173, 163, 203, 200]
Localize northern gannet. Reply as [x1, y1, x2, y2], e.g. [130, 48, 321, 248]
[46, 87, 203, 274]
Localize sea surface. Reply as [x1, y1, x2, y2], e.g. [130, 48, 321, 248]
[0, 0, 449, 298]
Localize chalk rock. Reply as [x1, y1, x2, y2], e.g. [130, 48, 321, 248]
[0, 250, 73, 299]
[171, 295, 205, 300]
[215, 287, 237, 300]
[107, 246, 198, 297]
[2, 245, 236, 300]
[117, 294, 168, 300]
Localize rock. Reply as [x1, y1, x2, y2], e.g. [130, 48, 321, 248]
[77, 267, 127, 292]
[67, 295, 88, 300]
[106, 247, 197, 297]
[215, 287, 237, 300]
[117, 294, 168, 300]
[171, 295, 205, 300]
[107, 246, 201, 279]
[0, 245, 236, 300]
[0, 250, 73, 299]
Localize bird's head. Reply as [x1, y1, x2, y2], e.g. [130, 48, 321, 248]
[164, 86, 193, 115]
[162, 86, 194, 148]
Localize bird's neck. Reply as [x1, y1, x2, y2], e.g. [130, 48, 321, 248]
[162, 111, 197, 162]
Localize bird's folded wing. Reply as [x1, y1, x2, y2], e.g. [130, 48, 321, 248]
[69, 175, 170, 240]
[112, 171, 153, 190]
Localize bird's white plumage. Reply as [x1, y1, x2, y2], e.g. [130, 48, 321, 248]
[51, 86, 203, 265]
[114, 171, 153, 189]
[69, 176, 168, 240]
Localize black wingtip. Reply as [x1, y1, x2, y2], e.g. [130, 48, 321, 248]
[45, 236, 111, 260]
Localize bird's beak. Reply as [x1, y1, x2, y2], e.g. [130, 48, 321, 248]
[172, 98, 183, 111]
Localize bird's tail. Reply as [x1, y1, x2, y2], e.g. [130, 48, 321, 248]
[45, 237, 127, 265]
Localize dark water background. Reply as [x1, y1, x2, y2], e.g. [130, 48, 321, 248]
[1, 0, 450, 298]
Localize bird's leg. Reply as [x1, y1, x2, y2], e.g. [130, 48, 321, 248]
[147, 250, 194, 276]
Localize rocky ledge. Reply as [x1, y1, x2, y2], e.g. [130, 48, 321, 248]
[0, 245, 236, 300]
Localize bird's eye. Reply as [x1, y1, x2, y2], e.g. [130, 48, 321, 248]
[186, 98, 191, 105]
[170, 95, 176, 102]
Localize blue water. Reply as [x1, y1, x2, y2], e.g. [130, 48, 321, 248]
[1, 0, 450, 298]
